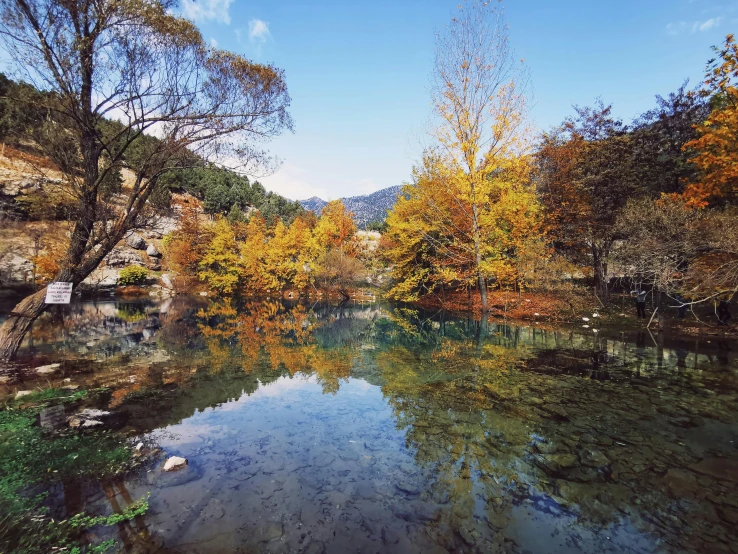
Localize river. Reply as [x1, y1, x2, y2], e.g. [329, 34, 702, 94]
[1, 297, 737, 553]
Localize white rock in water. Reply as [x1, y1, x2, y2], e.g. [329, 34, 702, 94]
[534, 312, 540, 316]
[35, 363, 61, 374]
[81, 419, 103, 428]
[582, 317, 590, 322]
[163, 456, 188, 472]
[199, 292, 208, 297]
[592, 313, 599, 318]
[582, 324, 590, 328]
[77, 408, 110, 418]
[135, 442, 144, 451]
[15, 390, 33, 400]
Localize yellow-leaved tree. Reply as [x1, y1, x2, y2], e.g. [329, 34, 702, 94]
[385, 0, 540, 308]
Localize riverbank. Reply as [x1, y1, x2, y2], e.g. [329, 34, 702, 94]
[0, 386, 156, 553]
[414, 288, 738, 340]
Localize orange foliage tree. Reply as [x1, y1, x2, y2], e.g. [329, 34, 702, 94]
[683, 34, 738, 207]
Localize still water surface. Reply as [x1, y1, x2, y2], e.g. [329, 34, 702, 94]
[4, 297, 738, 553]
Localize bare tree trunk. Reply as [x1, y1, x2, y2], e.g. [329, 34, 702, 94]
[0, 226, 116, 362]
[472, 204, 488, 312]
[592, 242, 610, 300]
[0, 288, 47, 362]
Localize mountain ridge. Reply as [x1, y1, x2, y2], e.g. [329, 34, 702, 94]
[299, 185, 402, 229]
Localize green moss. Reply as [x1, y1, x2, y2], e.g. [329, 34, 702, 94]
[0, 388, 146, 553]
[8, 387, 89, 407]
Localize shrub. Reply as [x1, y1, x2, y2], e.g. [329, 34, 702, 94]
[118, 265, 148, 286]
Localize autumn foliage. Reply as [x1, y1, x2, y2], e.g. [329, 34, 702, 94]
[682, 34, 738, 207]
[166, 200, 365, 298]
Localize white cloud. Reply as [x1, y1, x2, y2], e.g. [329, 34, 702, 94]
[694, 16, 722, 32]
[261, 164, 329, 201]
[667, 16, 723, 35]
[210, 37, 219, 48]
[181, 0, 233, 25]
[248, 19, 272, 43]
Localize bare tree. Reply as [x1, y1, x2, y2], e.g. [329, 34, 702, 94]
[614, 197, 738, 309]
[315, 248, 366, 301]
[0, 0, 293, 361]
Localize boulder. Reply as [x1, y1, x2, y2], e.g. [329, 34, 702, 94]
[163, 456, 188, 472]
[105, 249, 143, 268]
[161, 274, 174, 289]
[0, 254, 33, 283]
[15, 390, 34, 400]
[80, 268, 119, 292]
[146, 244, 162, 258]
[125, 232, 147, 250]
[146, 259, 161, 271]
[35, 363, 61, 375]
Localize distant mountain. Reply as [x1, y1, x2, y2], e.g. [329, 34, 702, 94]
[300, 185, 403, 229]
[299, 196, 328, 214]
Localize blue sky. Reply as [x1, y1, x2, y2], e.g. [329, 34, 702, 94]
[183, 0, 735, 200]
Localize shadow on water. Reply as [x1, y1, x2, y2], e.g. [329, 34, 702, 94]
[2, 297, 738, 553]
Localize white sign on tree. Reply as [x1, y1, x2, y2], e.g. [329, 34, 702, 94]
[45, 282, 73, 304]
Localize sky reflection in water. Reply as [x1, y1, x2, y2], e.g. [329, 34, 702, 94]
[8, 298, 738, 554]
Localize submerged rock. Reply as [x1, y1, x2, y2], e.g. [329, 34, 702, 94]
[163, 456, 188, 472]
[535, 452, 579, 474]
[580, 448, 609, 468]
[689, 458, 738, 483]
[541, 404, 570, 421]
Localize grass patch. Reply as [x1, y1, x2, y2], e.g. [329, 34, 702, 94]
[0, 388, 146, 553]
[9, 387, 89, 407]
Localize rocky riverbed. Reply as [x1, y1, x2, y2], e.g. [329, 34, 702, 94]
[1, 298, 737, 553]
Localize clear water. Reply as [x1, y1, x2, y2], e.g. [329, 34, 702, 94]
[3, 297, 738, 553]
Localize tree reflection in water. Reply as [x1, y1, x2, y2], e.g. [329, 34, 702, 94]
[11, 298, 737, 554]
